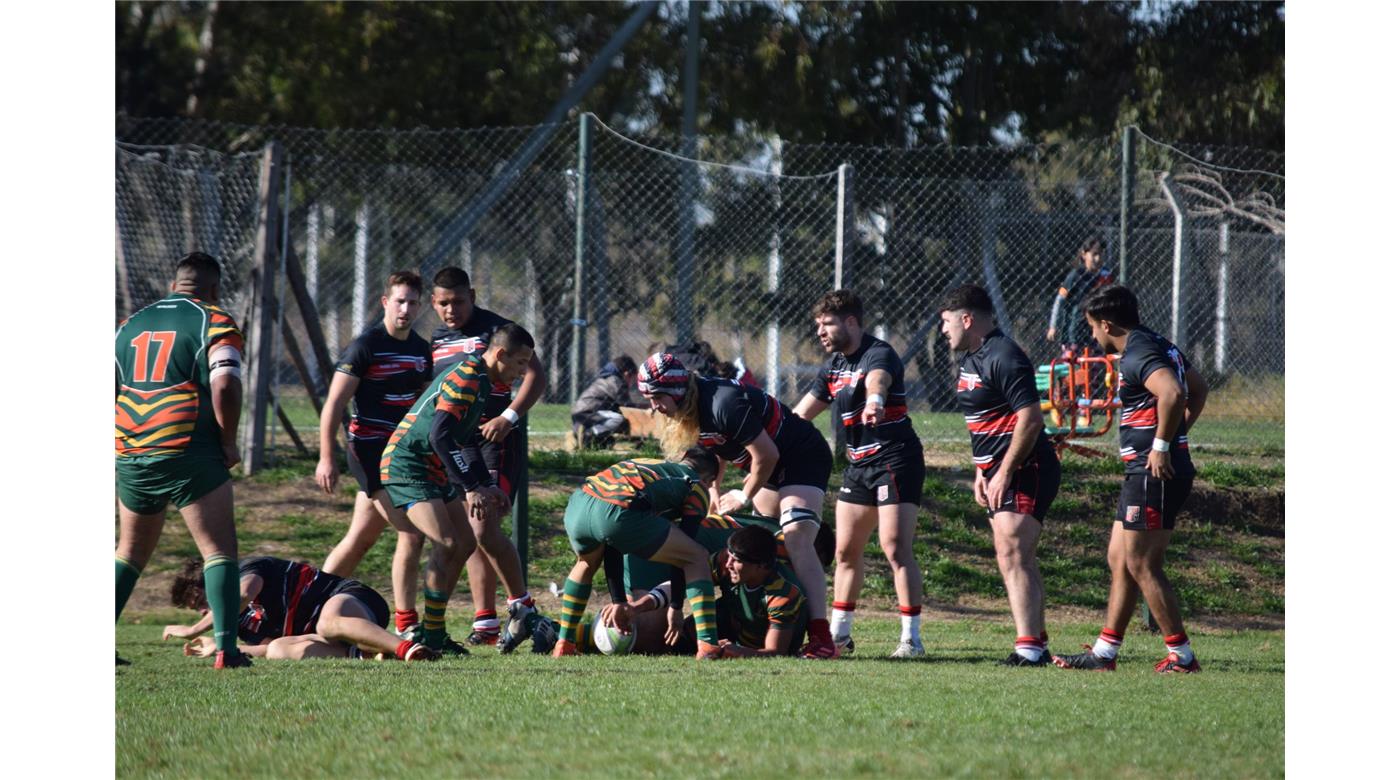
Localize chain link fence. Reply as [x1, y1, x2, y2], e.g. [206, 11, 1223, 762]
[116, 114, 1283, 455]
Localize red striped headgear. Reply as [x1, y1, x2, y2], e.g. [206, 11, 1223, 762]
[637, 352, 690, 397]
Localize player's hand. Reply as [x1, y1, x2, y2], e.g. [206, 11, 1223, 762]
[479, 416, 513, 443]
[985, 469, 1011, 512]
[182, 637, 216, 658]
[717, 489, 749, 514]
[221, 440, 242, 469]
[1147, 449, 1174, 480]
[1046, 327, 1057, 342]
[467, 486, 508, 522]
[163, 624, 197, 641]
[972, 471, 989, 508]
[664, 606, 685, 646]
[314, 457, 339, 494]
[600, 603, 634, 633]
[860, 401, 886, 426]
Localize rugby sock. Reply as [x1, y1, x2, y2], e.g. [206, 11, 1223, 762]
[899, 605, 922, 643]
[473, 609, 500, 638]
[202, 556, 241, 653]
[394, 609, 420, 633]
[1015, 635, 1047, 661]
[394, 639, 416, 660]
[1164, 632, 1195, 664]
[831, 601, 857, 640]
[1091, 627, 1124, 660]
[808, 618, 833, 644]
[558, 579, 591, 645]
[115, 556, 141, 621]
[687, 580, 718, 644]
[507, 592, 536, 610]
[422, 588, 449, 650]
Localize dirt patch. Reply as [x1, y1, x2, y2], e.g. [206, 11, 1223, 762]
[1183, 483, 1284, 534]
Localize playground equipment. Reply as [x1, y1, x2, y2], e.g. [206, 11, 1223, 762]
[1037, 347, 1121, 459]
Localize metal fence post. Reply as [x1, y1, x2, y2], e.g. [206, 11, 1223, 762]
[241, 140, 284, 475]
[766, 136, 783, 399]
[675, 0, 701, 345]
[1119, 126, 1136, 285]
[512, 413, 530, 583]
[570, 113, 592, 407]
[1215, 220, 1230, 374]
[1159, 172, 1190, 347]
[834, 162, 849, 288]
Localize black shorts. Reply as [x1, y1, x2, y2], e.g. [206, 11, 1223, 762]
[984, 452, 1061, 522]
[477, 427, 523, 500]
[346, 438, 388, 494]
[838, 448, 926, 507]
[329, 580, 391, 629]
[1117, 474, 1193, 531]
[768, 426, 834, 491]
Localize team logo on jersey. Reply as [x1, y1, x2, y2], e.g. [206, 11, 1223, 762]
[957, 372, 982, 392]
[1124, 506, 1141, 524]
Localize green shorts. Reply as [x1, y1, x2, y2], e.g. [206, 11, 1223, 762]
[563, 490, 672, 558]
[383, 480, 460, 510]
[623, 554, 673, 593]
[116, 453, 230, 516]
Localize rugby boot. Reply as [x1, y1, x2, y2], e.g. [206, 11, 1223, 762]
[394, 622, 425, 644]
[551, 639, 580, 658]
[695, 640, 725, 660]
[466, 628, 500, 647]
[889, 639, 926, 659]
[213, 649, 253, 669]
[999, 651, 1050, 667]
[440, 634, 471, 657]
[402, 643, 442, 662]
[833, 635, 856, 657]
[1154, 652, 1201, 673]
[1052, 645, 1117, 671]
[799, 636, 839, 659]
[499, 600, 539, 654]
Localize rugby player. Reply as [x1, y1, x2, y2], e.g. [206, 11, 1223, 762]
[428, 267, 545, 650]
[115, 252, 250, 669]
[794, 291, 927, 658]
[1046, 236, 1115, 355]
[1052, 285, 1209, 673]
[315, 271, 433, 642]
[940, 284, 1061, 666]
[550, 450, 725, 659]
[636, 352, 838, 658]
[379, 324, 538, 653]
[164, 556, 438, 662]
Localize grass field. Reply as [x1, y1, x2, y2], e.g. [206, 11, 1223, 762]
[116, 618, 1283, 778]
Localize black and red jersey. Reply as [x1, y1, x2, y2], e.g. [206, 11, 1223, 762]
[334, 322, 433, 441]
[808, 333, 920, 464]
[955, 329, 1054, 471]
[1117, 328, 1195, 477]
[430, 306, 515, 418]
[695, 377, 816, 470]
[236, 557, 349, 644]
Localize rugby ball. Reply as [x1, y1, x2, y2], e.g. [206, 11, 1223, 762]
[592, 615, 636, 655]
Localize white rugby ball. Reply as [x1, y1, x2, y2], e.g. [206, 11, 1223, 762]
[592, 615, 636, 655]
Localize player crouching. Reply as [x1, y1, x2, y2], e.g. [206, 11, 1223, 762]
[163, 556, 439, 662]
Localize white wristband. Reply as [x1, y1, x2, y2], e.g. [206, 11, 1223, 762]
[724, 489, 750, 509]
[866, 393, 885, 407]
[500, 408, 520, 426]
[1151, 437, 1170, 452]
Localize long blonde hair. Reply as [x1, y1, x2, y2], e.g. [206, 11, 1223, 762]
[657, 375, 701, 458]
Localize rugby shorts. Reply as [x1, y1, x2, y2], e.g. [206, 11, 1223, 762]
[838, 448, 926, 507]
[983, 452, 1061, 522]
[116, 453, 230, 516]
[1117, 474, 1194, 531]
[563, 490, 671, 558]
[346, 437, 388, 494]
[765, 426, 834, 491]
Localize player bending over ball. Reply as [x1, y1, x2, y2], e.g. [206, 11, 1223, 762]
[794, 290, 928, 658]
[379, 324, 541, 654]
[551, 449, 726, 659]
[164, 556, 438, 662]
[315, 271, 433, 645]
[1052, 285, 1208, 674]
[637, 352, 838, 659]
[115, 252, 249, 669]
[940, 284, 1061, 666]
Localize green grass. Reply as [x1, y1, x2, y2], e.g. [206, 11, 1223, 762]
[115, 619, 1283, 778]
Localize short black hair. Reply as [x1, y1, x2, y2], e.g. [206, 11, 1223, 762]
[1079, 236, 1105, 255]
[613, 355, 638, 375]
[812, 290, 864, 325]
[432, 267, 472, 290]
[727, 525, 778, 567]
[680, 446, 719, 484]
[714, 361, 738, 380]
[174, 252, 222, 287]
[489, 323, 535, 354]
[1082, 285, 1141, 328]
[938, 284, 994, 317]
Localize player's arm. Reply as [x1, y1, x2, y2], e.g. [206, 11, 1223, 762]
[162, 573, 262, 640]
[480, 353, 547, 443]
[209, 342, 244, 468]
[721, 431, 779, 513]
[315, 371, 360, 494]
[792, 393, 829, 421]
[1181, 367, 1209, 435]
[860, 368, 893, 425]
[1143, 366, 1188, 480]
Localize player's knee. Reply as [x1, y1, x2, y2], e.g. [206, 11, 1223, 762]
[835, 542, 863, 567]
[267, 638, 304, 660]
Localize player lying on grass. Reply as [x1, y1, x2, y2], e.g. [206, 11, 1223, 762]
[551, 449, 726, 659]
[379, 323, 541, 654]
[163, 556, 439, 661]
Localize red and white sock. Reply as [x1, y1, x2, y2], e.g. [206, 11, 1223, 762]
[831, 601, 857, 641]
[1015, 635, 1046, 661]
[899, 605, 922, 643]
[394, 609, 419, 633]
[1092, 628, 1123, 659]
[507, 593, 535, 610]
[1164, 632, 1195, 664]
[394, 639, 415, 660]
[473, 609, 500, 635]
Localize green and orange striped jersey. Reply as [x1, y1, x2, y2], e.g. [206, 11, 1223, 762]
[710, 551, 806, 647]
[582, 459, 710, 523]
[379, 354, 489, 487]
[115, 293, 244, 458]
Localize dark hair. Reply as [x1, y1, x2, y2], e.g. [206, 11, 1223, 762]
[680, 446, 719, 484]
[612, 355, 638, 375]
[170, 557, 209, 610]
[489, 323, 535, 353]
[1081, 284, 1141, 328]
[1079, 236, 1105, 256]
[384, 270, 423, 296]
[714, 361, 738, 380]
[812, 290, 864, 325]
[814, 522, 836, 569]
[432, 267, 472, 290]
[728, 525, 778, 567]
[938, 284, 994, 317]
[174, 252, 222, 287]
